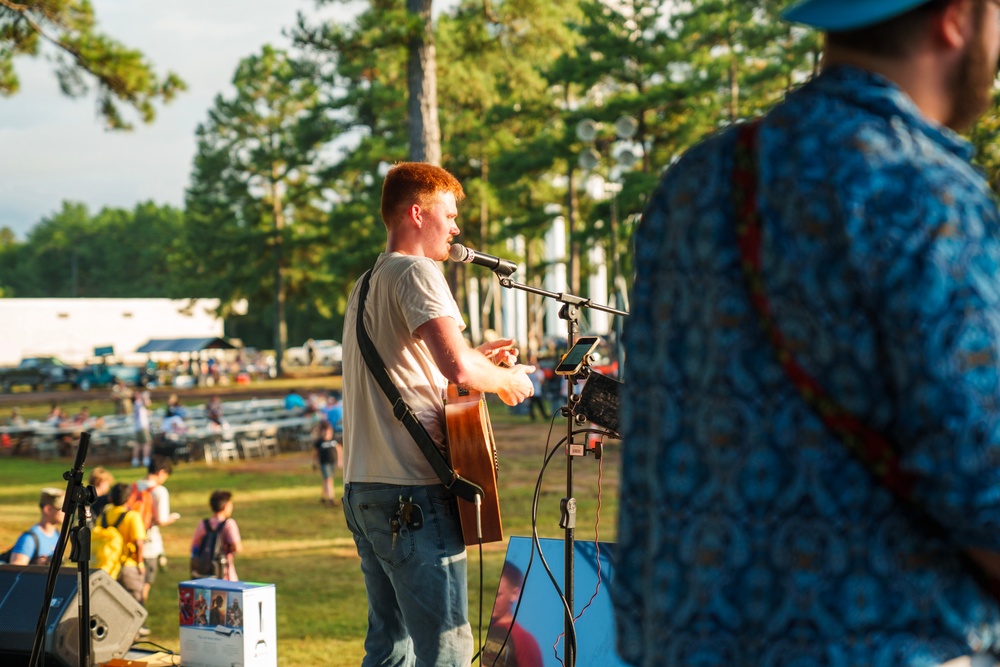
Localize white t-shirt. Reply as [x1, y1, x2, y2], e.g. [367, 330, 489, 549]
[140, 482, 170, 558]
[342, 253, 464, 485]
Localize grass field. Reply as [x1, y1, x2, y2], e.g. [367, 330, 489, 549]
[0, 395, 620, 666]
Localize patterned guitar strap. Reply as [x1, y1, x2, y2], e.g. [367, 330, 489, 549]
[732, 119, 1000, 603]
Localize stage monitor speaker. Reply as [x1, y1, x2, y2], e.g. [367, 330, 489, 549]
[0, 564, 147, 667]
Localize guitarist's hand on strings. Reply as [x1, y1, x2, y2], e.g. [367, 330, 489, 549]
[478, 338, 519, 368]
[478, 338, 536, 405]
[495, 366, 535, 406]
[417, 320, 536, 406]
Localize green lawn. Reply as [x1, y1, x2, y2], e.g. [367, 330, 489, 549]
[0, 406, 620, 667]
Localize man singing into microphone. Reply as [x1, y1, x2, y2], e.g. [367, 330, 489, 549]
[341, 161, 535, 667]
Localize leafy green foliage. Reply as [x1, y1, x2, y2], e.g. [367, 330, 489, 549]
[8, 0, 1000, 354]
[180, 46, 339, 362]
[0, 201, 186, 298]
[0, 0, 185, 129]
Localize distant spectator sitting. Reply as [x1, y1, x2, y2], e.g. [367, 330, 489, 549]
[155, 413, 190, 464]
[307, 391, 324, 412]
[324, 391, 343, 438]
[161, 414, 187, 438]
[165, 394, 187, 419]
[44, 403, 66, 426]
[73, 406, 103, 430]
[45, 403, 76, 455]
[284, 389, 307, 414]
[205, 395, 224, 427]
[7, 408, 25, 426]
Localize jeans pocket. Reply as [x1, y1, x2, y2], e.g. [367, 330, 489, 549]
[428, 495, 465, 551]
[359, 501, 415, 567]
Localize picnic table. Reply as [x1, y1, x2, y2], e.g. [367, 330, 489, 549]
[0, 397, 317, 462]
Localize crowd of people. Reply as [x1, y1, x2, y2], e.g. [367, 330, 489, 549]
[2, 455, 243, 641]
[10, 1, 1000, 662]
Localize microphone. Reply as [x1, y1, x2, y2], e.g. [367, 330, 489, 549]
[448, 244, 518, 277]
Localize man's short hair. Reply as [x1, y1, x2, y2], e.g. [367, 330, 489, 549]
[148, 454, 173, 476]
[210, 490, 233, 513]
[110, 483, 132, 506]
[380, 162, 465, 228]
[825, 0, 964, 57]
[88, 466, 115, 488]
[39, 487, 64, 509]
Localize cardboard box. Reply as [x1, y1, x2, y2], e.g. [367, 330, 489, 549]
[179, 578, 276, 667]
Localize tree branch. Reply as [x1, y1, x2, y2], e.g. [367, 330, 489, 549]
[0, 0, 86, 65]
[482, 0, 499, 24]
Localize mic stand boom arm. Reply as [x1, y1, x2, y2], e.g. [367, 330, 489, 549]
[494, 273, 628, 667]
[495, 275, 629, 319]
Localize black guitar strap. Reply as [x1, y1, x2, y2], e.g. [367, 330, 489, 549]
[354, 269, 485, 504]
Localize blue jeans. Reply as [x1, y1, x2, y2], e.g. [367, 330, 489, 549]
[343, 482, 472, 667]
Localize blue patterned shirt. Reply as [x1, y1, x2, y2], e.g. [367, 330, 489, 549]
[616, 66, 1000, 667]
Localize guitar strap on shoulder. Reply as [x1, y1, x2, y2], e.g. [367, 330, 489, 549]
[354, 269, 485, 504]
[731, 119, 1000, 603]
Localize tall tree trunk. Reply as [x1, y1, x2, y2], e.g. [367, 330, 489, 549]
[728, 38, 739, 121]
[271, 165, 287, 377]
[407, 0, 441, 165]
[480, 155, 491, 333]
[567, 167, 581, 296]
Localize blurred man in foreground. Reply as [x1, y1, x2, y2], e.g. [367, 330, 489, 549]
[616, 0, 1000, 665]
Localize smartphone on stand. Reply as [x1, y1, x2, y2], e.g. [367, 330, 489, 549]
[554, 336, 601, 376]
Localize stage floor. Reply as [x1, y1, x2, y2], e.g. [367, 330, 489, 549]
[118, 648, 179, 666]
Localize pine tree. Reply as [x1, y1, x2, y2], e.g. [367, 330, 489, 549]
[0, 0, 185, 129]
[182, 46, 336, 369]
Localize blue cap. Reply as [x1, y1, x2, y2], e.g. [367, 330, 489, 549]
[782, 0, 932, 31]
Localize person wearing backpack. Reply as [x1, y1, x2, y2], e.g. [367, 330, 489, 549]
[189, 490, 242, 581]
[132, 456, 179, 606]
[2, 488, 64, 565]
[98, 483, 146, 603]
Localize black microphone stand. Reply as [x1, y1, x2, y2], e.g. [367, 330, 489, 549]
[493, 271, 628, 667]
[29, 432, 96, 667]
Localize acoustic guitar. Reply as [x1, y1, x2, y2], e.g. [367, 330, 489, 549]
[444, 383, 503, 545]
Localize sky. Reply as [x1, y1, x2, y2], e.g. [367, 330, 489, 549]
[0, 0, 345, 240]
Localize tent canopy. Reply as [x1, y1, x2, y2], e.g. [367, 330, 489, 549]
[135, 337, 235, 354]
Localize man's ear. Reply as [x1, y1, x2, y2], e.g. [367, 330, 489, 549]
[409, 203, 423, 227]
[937, 0, 976, 49]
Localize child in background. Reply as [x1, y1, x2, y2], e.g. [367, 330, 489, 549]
[314, 419, 339, 507]
[190, 490, 242, 581]
[88, 467, 115, 522]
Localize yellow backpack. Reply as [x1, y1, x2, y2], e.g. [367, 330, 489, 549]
[90, 511, 130, 579]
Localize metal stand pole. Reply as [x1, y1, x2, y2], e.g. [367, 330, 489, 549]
[29, 432, 96, 667]
[495, 275, 628, 667]
[560, 304, 580, 667]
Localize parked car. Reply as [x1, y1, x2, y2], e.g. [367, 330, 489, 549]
[285, 339, 343, 371]
[0, 356, 80, 392]
[76, 363, 154, 391]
